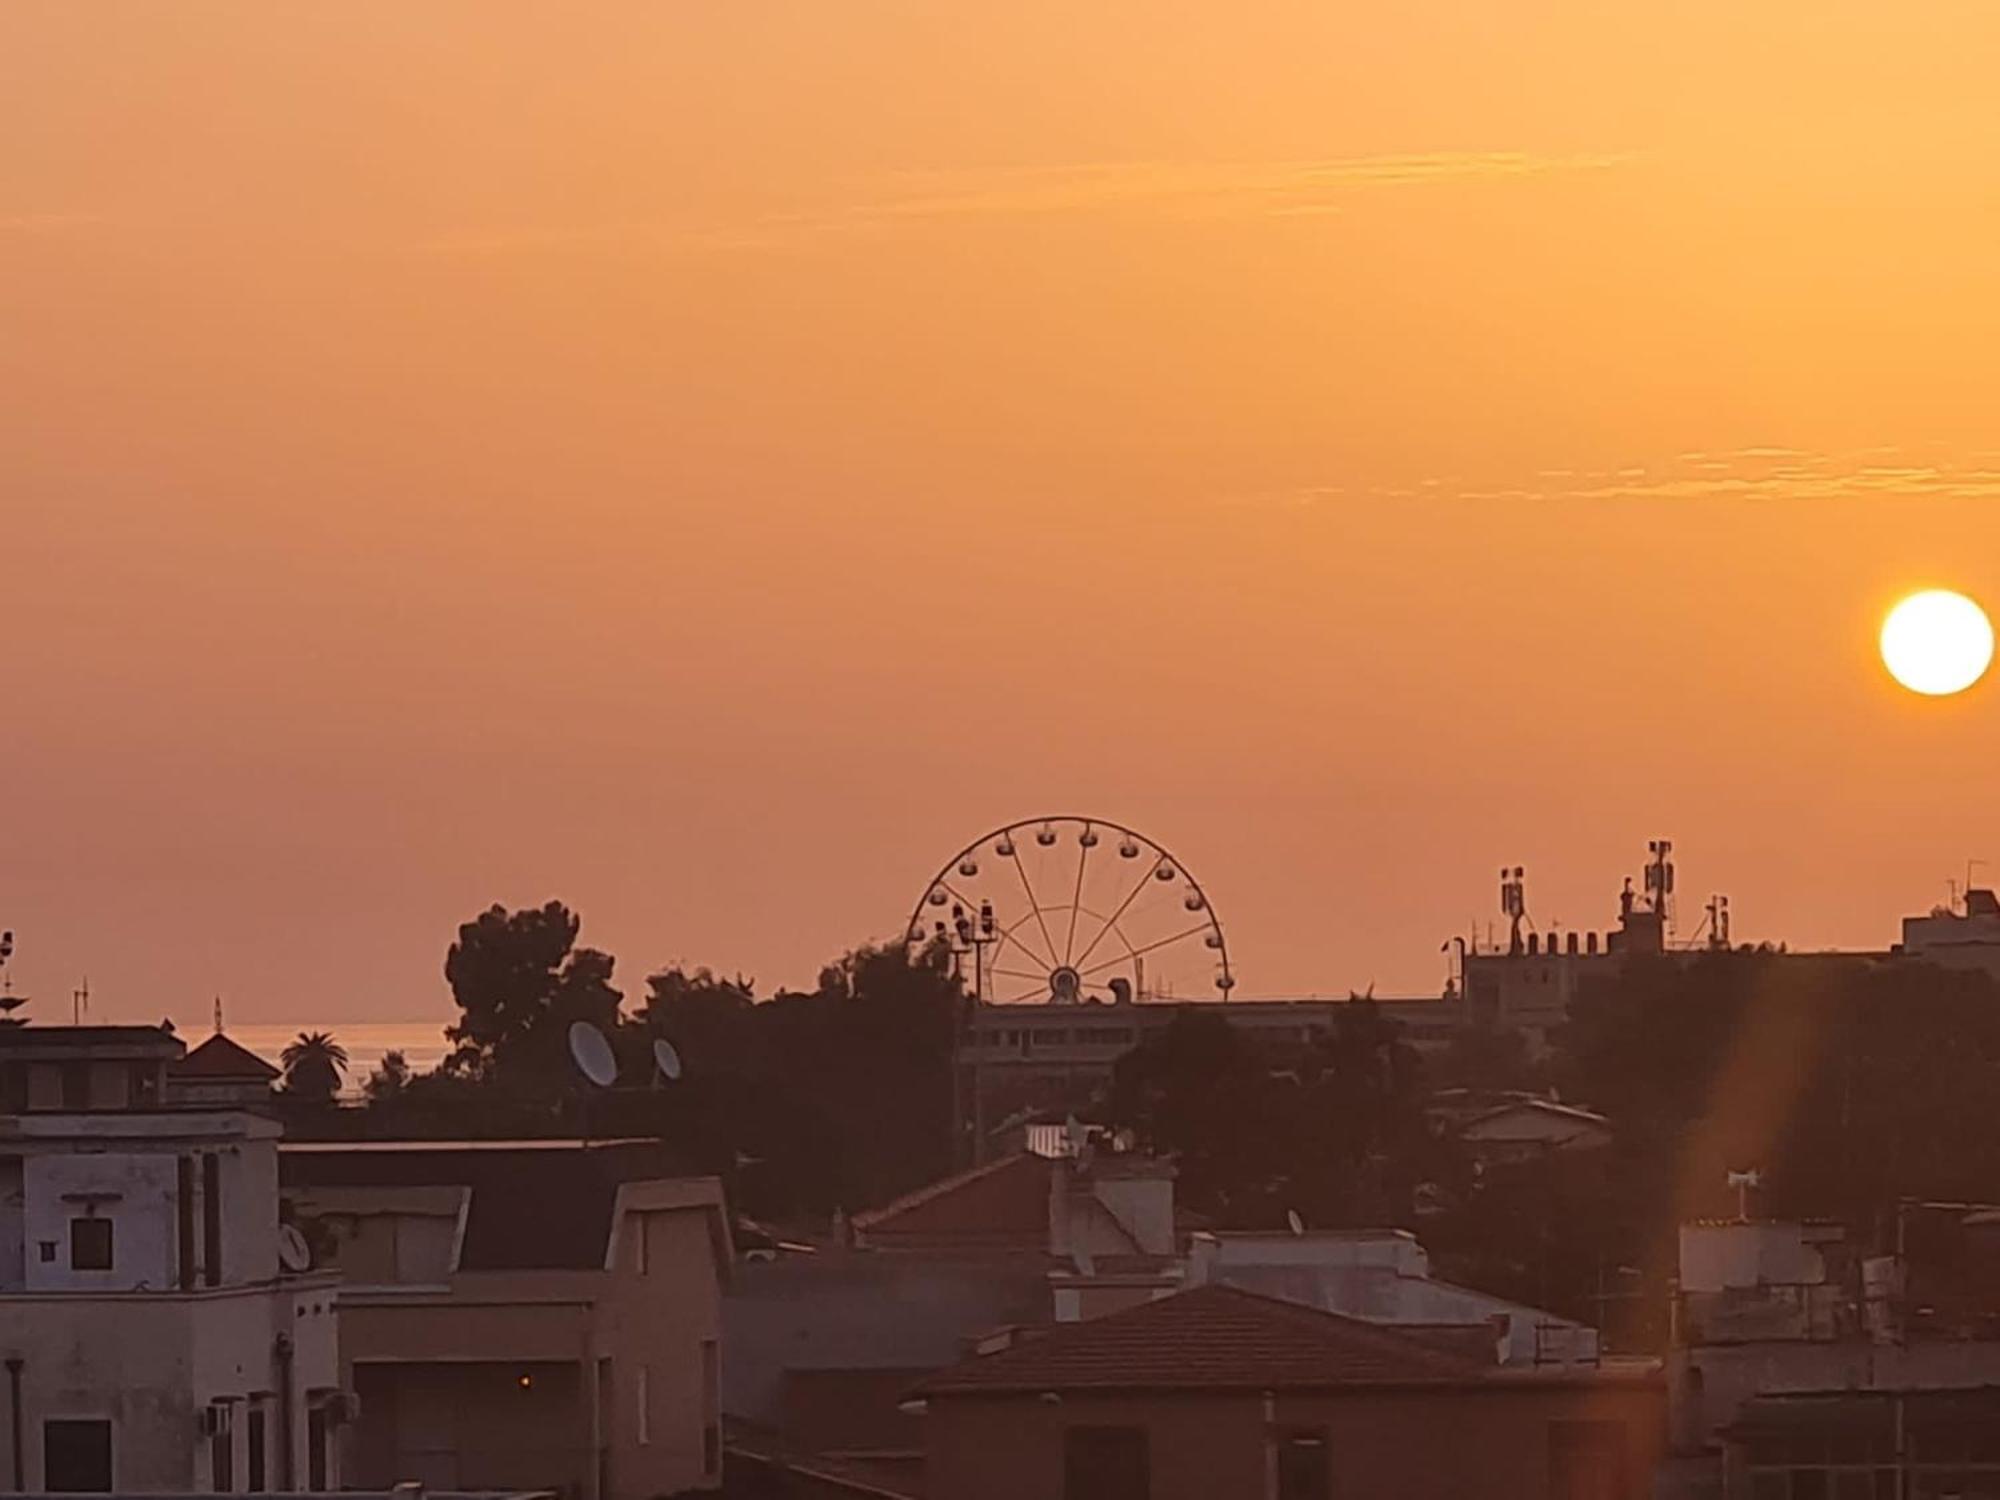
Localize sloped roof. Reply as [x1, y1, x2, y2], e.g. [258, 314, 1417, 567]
[853, 1153, 1052, 1247]
[282, 1138, 684, 1270]
[916, 1285, 1495, 1395]
[174, 1032, 281, 1081]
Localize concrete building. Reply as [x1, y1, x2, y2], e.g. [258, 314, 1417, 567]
[958, 993, 1460, 1156]
[1184, 1227, 1601, 1366]
[0, 1024, 343, 1494]
[1897, 885, 2000, 980]
[912, 1284, 1665, 1500]
[724, 1141, 1184, 1494]
[1669, 1213, 2000, 1489]
[280, 1139, 729, 1500]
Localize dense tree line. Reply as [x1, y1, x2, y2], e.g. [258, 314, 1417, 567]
[306, 901, 960, 1222]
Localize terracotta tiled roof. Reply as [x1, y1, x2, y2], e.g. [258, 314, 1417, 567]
[916, 1285, 1496, 1395]
[173, 1032, 280, 1080]
[853, 1153, 1052, 1247]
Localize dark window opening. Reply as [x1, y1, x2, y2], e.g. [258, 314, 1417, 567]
[43, 1419, 113, 1493]
[201, 1152, 222, 1287]
[209, 1408, 233, 1492]
[247, 1407, 267, 1493]
[1277, 1429, 1330, 1500]
[177, 1155, 196, 1290]
[60, 1063, 90, 1110]
[306, 1406, 328, 1492]
[1063, 1426, 1148, 1500]
[70, 1217, 113, 1272]
[1551, 1420, 1628, 1500]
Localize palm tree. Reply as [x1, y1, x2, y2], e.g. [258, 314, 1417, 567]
[281, 1031, 349, 1103]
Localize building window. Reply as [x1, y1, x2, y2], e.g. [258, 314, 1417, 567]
[1550, 1420, 1628, 1500]
[306, 1405, 329, 1492]
[1063, 1426, 1148, 1500]
[247, 1406, 267, 1492]
[44, 1419, 113, 1493]
[208, 1405, 234, 1492]
[60, 1062, 90, 1110]
[1276, 1429, 1329, 1500]
[701, 1339, 720, 1476]
[70, 1217, 113, 1272]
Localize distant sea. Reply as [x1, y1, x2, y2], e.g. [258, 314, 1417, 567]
[225, 1021, 454, 1092]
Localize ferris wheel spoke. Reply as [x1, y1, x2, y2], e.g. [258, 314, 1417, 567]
[1078, 922, 1215, 980]
[1062, 830, 1095, 964]
[990, 966, 1049, 983]
[1005, 841, 1063, 970]
[1072, 853, 1166, 971]
[938, 878, 1054, 973]
[998, 980, 1052, 1003]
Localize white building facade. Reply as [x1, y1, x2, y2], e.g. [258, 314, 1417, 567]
[0, 1026, 341, 1493]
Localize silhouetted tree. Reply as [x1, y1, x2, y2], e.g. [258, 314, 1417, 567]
[361, 1049, 411, 1102]
[281, 1031, 348, 1102]
[443, 901, 623, 1091]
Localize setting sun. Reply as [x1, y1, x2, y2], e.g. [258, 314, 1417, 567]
[1881, 589, 1994, 697]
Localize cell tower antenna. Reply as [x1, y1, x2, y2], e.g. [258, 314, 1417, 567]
[1500, 866, 1529, 955]
[1706, 896, 1731, 951]
[1645, 839, 1676, 928]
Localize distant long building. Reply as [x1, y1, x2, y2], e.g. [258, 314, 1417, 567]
[955, 840, 2000, 1156]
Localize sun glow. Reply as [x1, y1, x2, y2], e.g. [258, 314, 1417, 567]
[1880, 590, 1994, 697]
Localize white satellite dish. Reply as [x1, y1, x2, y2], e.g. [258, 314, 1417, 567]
[277, 1223, 311, 1274]
[1286, 1209, 1306, 1237]
[568, 1021, 618, 1088]
[653, 1038, 684, 1083]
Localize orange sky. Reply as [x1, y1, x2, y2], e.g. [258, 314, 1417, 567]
[6, 3, 2000, 1026]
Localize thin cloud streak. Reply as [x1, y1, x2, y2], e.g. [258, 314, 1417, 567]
[414, 150, 1633, 258]
[1224, 449, 2000, 509]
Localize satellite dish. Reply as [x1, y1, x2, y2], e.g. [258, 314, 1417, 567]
[1286, 1209, 1305, 1237]
[568, 1022, 617, 1088]
[653, 1038, 684, 1083]
[277, 1223, 311, 1274]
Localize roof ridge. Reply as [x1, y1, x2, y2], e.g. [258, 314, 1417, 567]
[852, 1151, 1046, 1230]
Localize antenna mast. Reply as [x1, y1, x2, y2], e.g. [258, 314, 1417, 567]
[0, 931, 23, 1029]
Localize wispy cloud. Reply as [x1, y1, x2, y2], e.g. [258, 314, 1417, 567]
[415, 149, 1632, 258]
[1225, 449, 2000, 509]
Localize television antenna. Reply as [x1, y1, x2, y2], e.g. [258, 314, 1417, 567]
[568, 1021, 618, 1089]
[652, 1038, 684, 1084]
[277, 1223, 312, 1274]
[1725, 1168, 1763, 1221]
[0, 930, 24, 1028]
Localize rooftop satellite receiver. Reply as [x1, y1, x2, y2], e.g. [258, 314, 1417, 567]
[568, 1021, 618, 1088]
[1286, 1209, 1306, 1237]
[653, 1038, 684, 1083]
[277, 1223, 311, 1274]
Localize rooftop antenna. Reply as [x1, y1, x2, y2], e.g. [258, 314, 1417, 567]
[213, 996, 224, 1036]
[1500, 867, 1529, 955]
[652, 1037, 684, 1085]
[568, 1021, 618, 1089]
[568, 1020, 618, 1152]
[0, 931, 24, 1029]
[1725, 1168, 1763, 1222]
[1706, 896, 1731, 951]
[1645, 840, 1676, 927]
[72, 978, 90, 1027]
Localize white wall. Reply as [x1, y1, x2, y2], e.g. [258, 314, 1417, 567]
[23, 1152, 179, 1292]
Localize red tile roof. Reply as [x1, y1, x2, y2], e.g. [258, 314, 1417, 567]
[853, 1153, 1052, 1248]
[916, 1285, 1496, 1395]
[172, 1032, 280, 1081]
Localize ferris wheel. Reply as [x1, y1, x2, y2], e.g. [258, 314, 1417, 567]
[904, 817, 1234, 1004]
